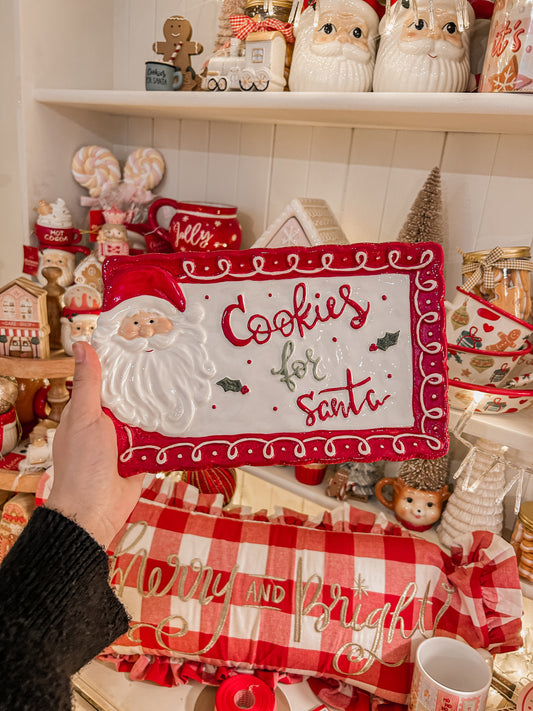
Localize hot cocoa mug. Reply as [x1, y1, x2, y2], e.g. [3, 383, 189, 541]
[34, 223, 82, 247]
[408, 637, 492, 711]
[147, 198, 242, 253]
[145, 61, 183, 91]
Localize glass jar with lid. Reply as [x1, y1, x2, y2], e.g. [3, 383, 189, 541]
[461, 246, 533, 321]
[244, 0, 294, 21]
[511, 501, 533, 583]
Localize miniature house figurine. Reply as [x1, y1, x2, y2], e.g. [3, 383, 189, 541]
[253, 197, 348, 248]
[0, 277, 51, 358]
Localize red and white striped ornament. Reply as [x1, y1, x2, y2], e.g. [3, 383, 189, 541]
[183, 467, 237, 505]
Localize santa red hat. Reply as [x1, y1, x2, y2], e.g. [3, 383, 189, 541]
[102, 265, 186, 314]
[302, 0, 384, 20]
[39, 244, 91, 256]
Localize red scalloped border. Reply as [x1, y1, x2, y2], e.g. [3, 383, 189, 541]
[101, 243, 449, 474]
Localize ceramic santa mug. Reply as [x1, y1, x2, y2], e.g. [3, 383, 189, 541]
[147, 198, 242, 253]
[408, 637, 492, 711]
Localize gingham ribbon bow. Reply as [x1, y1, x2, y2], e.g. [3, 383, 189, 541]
[461, 246, 533, 291]
[230, 15, 295, 43]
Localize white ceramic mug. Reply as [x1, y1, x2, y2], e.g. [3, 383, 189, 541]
[408, 637, 492, 711]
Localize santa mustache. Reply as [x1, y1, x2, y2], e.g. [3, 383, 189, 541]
[310, 38, 374, 61]
[395, 36, 465, 60]
[110, 330, 181, 353]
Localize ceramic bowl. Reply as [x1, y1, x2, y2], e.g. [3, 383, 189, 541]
[448, 378, 533, 415]
[447, 341, 533, 387]
[445, 287, 533, 352]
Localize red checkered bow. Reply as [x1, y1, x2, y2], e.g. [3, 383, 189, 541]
[229, 15, 295, 43]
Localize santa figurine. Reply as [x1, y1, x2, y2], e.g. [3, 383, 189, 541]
[91, 266, 216, 438]
[372, 0, 476, 92]
[60, 284, 102, 356]
[96, 207, 130, 262]
[289, 0, 381, 92]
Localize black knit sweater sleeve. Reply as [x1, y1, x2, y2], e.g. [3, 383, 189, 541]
[0, 506, 129, 711]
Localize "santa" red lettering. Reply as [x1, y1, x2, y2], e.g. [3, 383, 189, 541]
[221, 282, 370, 347]
[296, 369, 390, 426]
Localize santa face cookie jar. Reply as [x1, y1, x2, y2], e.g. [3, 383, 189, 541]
[148, 198, 242, 252]
[373, 0, 476, 91]
[289, 0, 381, 91]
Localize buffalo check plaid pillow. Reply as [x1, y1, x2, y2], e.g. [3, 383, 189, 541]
[102, 475, 522, 704]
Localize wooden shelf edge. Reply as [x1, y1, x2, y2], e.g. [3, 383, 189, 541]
[34, 88, 533, 134]
[0, 353, 75, 379]
[0, 468, 41, 493]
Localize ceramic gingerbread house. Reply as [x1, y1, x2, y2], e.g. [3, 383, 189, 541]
[253, 197, 349, 248]
[0, 277, 51, 359]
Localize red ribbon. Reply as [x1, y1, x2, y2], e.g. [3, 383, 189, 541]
[229, 15, 295, 43]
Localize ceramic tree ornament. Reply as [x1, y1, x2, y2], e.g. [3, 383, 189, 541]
[94, 244, 448, 475]
[373, 0, 476, 92]
[289, 0, 381, 91]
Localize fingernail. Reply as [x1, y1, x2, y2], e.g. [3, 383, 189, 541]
[72, 342, 85, 363]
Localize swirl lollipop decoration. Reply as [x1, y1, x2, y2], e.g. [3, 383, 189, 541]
[123, 148, 166, 191]
[71, 145, 166, 207]
[71, 146, 121, 198]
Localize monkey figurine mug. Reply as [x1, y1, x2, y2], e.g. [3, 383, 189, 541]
[375, 476, 450, 531]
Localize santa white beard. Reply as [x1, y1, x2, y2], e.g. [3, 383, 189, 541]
[290, 22, 376, 91]
[373, 30, 471, 92]
[92, 301, 216, 437]
[37, 252, 76, 288]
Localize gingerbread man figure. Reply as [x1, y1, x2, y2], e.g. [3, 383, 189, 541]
[486, 328, 522, 352]
[153, 15, 203, 91]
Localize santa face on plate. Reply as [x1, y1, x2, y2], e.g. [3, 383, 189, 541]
[92, 290, 216, 437]
[289, 0, 380, 92]
[373, 0, 475, 92]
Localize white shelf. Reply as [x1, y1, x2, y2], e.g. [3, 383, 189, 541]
[448, 406, 533, 452]
[34, 88, 533, 134]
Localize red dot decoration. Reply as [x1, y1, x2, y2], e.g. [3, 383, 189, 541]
[387, 374, 392, 379]
[332, 337, 338, 343]
[241, 385, 250, 395]
[205, 295, 210, 300]
[247, 359, 252, 364]
[212, 405, 217, 410]
[315, 293, 320, 299]
[369, 343, 378, 352]
[273, 406, 278, 411]
[382, 295, 387, 301]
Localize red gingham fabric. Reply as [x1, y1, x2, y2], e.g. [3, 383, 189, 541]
[103, 476, 522, 705]
[229, 15, 295, 42]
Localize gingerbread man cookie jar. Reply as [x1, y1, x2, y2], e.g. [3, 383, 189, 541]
[153, 15, 204, 90]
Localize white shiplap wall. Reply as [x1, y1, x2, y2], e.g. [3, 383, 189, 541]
[94, 1, 533, 300]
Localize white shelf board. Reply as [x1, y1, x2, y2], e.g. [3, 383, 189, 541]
[34, 88, 533, 134]
[448, 406, 533, 452]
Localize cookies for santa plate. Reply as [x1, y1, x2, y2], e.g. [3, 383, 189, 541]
[92, 243, 448, 474]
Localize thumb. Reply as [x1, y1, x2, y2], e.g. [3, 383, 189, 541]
[69, 342, 103, 420]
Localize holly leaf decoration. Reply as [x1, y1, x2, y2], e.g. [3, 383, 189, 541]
[376, 331, 400, 351]
[216, 377, 243, 393]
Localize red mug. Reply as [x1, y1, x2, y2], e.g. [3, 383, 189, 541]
[147, 198, 242, 253]
[34, 223, 82, 247]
